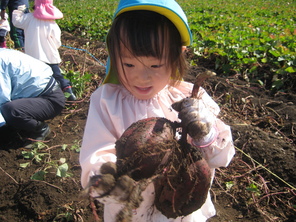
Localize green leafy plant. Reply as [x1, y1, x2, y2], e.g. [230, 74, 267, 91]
[31, 170, 47, 180]
[225, 181, 234, 191]
[53, 204, 84, 222]
[60, 140, 81, 153]
[62, 68, 92, 99]
[20, 142, 73, 180]
[70, 140, 81, 153]
[54, 158, 73, 178]
[30, 158, 73, 180]
[246, 182, 261, 196]
[21, 142, 50, 164]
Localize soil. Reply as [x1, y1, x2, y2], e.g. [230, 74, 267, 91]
[0, 32, 295, 222]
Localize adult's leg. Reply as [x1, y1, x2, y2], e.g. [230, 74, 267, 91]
[1, 91, 65, 132]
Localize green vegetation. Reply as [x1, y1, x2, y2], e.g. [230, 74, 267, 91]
[55, 0, 296, 92]
[56, 0, 114, 40]
[62, 68, 92, 99]
[184, 0, 296, 92]
[20, 142, 73, 180]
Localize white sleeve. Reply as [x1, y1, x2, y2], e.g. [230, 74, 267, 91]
[12, 10, 26, 29]
[197, 119, 235, 168]
[79, 88, 120, 188]
[48, 24, 61, 49]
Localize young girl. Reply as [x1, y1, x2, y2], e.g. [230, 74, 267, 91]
[12, 0, 76, 101]
[80, 0, 235, 221]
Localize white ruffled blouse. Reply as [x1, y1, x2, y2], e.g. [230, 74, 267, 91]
[80, 81, 235, 222]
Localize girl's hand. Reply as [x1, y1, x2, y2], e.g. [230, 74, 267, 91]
[172, 97, 217, 144]
[173, 69, 217, 146]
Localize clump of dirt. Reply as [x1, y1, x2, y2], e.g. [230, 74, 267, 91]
[0, 31, 295, 222]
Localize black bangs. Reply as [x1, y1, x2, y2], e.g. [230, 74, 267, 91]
[119, 11, 164, 58]
[115, 10, 181, 59]
[107, 10, 187, 84]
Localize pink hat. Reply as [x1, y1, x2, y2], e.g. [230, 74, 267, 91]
[33, 0, 63, 20]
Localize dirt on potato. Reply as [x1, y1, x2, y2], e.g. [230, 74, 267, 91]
[0, 31, 295, 222]
[115, 117, 212, 218]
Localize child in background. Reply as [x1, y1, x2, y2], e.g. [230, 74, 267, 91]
[80, 0, 235, 221]
[0, 9, 10, 48]
[0, 0, 29, 49]
[12, 0, 76, 101]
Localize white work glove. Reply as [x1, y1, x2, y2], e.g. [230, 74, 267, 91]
[17, 5, 26, 12]
[87, 162, 117, 200]
[172, 97, 217, 146]
[87, 162, 148, 221]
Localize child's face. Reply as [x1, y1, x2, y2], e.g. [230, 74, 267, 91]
[117, 47, 171, 100]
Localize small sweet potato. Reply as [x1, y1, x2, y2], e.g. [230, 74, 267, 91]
[154, 142, 211, 218]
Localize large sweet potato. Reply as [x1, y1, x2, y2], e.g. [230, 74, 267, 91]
[116, 117, 177, 181]
[115, 117, 211, 218]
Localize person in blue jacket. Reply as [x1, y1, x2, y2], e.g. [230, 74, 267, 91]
[0, 0, 29, 49]
[0, 48, 65, 146]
